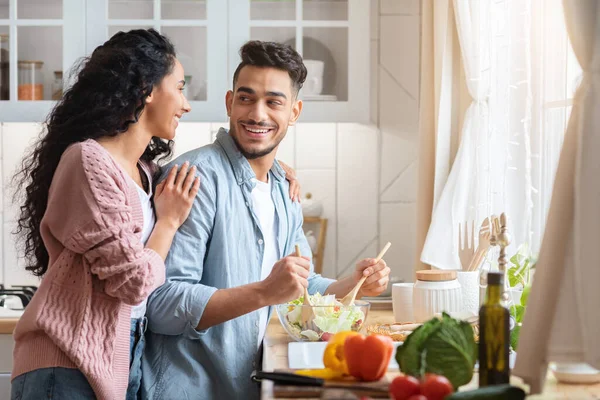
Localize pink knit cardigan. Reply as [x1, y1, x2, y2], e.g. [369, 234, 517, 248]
[12, 139, 165, 400]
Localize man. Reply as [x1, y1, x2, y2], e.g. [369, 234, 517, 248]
[141, 41, 391, 400]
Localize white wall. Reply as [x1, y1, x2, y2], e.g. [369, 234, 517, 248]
[371, 0, 421, 283]
[0, 121, 379, 285]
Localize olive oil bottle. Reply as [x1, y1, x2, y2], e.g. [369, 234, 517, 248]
[479, 272, 510, 386]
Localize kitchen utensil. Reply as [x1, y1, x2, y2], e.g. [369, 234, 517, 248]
[456, 270, 480, 315]
[297, 245, 315, 329]
[467, 217, 492, 271]
[412, 270, 462, 322]
[252, 371, 389, 397]
[340, 242, 391, 306]
[391, 282, 414, 323]
[458, 220, 475, 270]
[275, 300, 370, 342]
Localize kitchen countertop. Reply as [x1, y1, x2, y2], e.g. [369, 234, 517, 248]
[0, 308, 22, 334]
[261, 309, 600, 399]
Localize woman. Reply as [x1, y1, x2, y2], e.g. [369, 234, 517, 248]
[9, 29, 196, 400]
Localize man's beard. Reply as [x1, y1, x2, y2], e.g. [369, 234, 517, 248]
[230, 126, 285, 160]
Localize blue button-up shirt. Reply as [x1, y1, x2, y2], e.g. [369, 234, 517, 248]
[141, 129, 335, 400]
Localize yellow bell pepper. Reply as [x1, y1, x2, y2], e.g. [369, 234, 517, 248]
[295, 368, 345, 380]
[322, 331, 360, 375]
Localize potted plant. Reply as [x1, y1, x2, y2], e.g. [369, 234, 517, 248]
[506, 243, 536, 351]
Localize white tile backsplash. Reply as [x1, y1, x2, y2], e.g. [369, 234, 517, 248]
[295, 123, 337, 170]
[379, 130, 418, 193]
[380, 16, 420, 101]
[380, 0, 420, 15]
[0, 212, 3, 285]
[276, 125, 296, 169]
[4, 220, 40, 287]
[371, 39, 379, 125]
[336, 123, 379, 272]
[336, 239, 379, 280]
[2, 123, 43, 224]
[380, 160, 417, 203]
[173, 123, 213, 158]
[379, 202, 417, 283]
[296, 169, 336, 279]
[370, 0, 379, 40]
[379, 67, 419, 136]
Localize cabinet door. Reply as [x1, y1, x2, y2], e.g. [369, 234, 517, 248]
[230, 0, 369, 122]
[85, 0, 228, 122]
[0, 0, 86, 122]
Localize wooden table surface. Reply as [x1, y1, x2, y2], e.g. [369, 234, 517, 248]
[261, 310, 600, 400]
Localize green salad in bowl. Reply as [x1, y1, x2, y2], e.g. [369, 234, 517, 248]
[275, 293, 370, 342]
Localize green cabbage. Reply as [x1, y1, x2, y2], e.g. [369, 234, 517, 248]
[395, 313, 477, 390]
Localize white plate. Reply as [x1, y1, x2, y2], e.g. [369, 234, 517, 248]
[288, 342, 516, 371]
[288, 342, 401, 370]
[550, 363, 600, 384]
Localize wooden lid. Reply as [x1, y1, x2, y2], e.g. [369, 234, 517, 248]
[416, 270, 457, 281]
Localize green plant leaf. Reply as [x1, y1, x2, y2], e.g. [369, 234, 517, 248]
[510, 305, 525, 323]
[521, 285, 531, 307]
[507, 267, 522, 288]
[510, 324, 521, 351]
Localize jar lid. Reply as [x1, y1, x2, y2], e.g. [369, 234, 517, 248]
[416, 270, 457, 282]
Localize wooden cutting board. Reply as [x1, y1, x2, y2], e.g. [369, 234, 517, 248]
[273, 378, 390, 398]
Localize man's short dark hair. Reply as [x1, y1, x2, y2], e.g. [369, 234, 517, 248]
[232, 40, 307, 96]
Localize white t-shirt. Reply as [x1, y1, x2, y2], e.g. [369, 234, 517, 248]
[251, 177, 279, 347]
[131, 164, 156, 319]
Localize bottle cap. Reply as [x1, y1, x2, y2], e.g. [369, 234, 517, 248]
[487, 272, 504, 286]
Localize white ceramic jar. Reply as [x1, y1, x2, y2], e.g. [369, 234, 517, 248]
[413, 270, 463, 323]
[301, 193, 323, 218]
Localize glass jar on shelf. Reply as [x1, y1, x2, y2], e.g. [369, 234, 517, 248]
[0, 34, 9, 100]
[51, 70, 63, 100]
[18, 60, 44, 101]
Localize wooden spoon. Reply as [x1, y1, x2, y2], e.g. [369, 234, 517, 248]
[340, 242, 392, 306]
[296, 245, 315, 329]
[467, 218, 492, 271]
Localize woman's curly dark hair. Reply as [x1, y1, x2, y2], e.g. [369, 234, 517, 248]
[13, 28, 177, 277]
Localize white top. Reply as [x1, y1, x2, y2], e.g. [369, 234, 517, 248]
[251, 177, 279, 347]
[130, 164, 156, 319]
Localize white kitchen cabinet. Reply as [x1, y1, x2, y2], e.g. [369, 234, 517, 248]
[0, 0, 85, 122]
[0, 0, 369, 123]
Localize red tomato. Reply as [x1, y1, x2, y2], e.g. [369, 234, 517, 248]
[320, 332, 332, 342]
[407, 396, 428, 400]
[420, 374, 453, 400]
[389, 375, 421, 400]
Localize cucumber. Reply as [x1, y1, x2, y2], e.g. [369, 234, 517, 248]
[445, 384, 526, 400]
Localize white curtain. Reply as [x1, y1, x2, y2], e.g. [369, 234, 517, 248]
[415, 0, 465, 271]
[514, 0, 600, 392]
[420, 0, 532, 270]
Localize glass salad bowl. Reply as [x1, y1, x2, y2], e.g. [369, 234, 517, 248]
[275, 294, 370, 342]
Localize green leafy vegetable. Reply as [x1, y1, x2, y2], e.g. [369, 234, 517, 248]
[395, 313, 477, 390]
